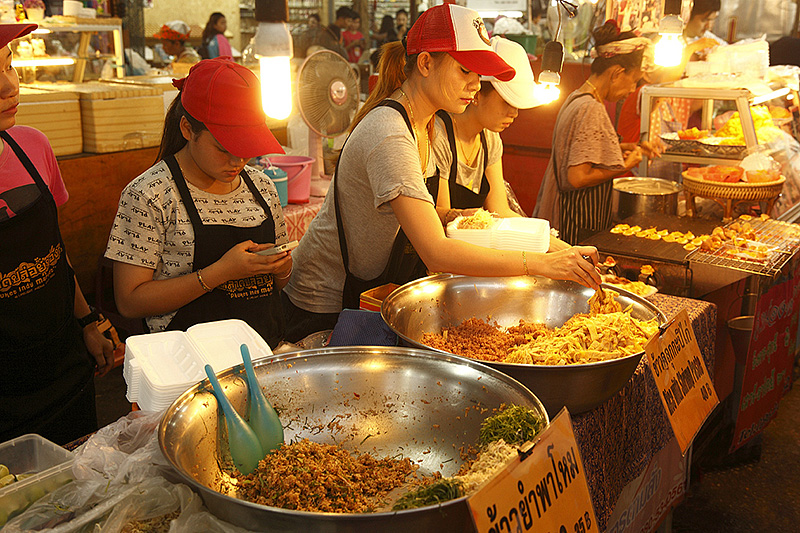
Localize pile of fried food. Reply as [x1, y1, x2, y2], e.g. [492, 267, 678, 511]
[456, 208, 496, 229]
[609, 214, 779, 257]
[713, 105, 785, 145]
[234, 405, 546, 513]
[677, 127, 709, 140]
[423, 289, 659, 366]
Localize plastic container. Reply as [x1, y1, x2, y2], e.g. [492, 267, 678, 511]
[264, 167, 288, 207]
[446, 216, 550, 253]
[0, 434, 75, 527]
[505, 34, 538, 55]
[124, 319, 274, 411]
[266, 155, 313, 204]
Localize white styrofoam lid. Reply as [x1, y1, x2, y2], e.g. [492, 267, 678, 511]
[125, 331, 206, 388]
[186, 319, 274, 372]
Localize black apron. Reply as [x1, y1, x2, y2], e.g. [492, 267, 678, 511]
[429, 110, 490, 209]
[335, 99, 439, 309]
[554, 93, 614, 244]
[164, 155, 284, 347]
[0, 130, 96, 445]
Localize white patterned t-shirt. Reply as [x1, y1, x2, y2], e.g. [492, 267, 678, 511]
[104, 160, 288, 332]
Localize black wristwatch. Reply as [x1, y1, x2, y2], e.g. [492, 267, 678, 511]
[77, 310, 100, 329]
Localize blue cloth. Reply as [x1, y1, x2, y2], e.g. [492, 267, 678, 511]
[328, 309, 398, 347]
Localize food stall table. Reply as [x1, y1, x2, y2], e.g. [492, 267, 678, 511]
[282, 195, 324, 243]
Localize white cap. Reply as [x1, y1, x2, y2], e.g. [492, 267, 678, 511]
[481, 37, 539, 109]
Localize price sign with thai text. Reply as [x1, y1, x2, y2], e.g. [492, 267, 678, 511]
[645, 308, 719, 454]
[468, 409, 597, 533]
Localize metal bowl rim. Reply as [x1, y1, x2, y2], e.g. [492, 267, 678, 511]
[381, 276, 667, 370]
[157, 345, 549, 519]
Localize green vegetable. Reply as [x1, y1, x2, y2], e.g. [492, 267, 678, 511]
[392, 479, 464, 510]
[479, 405, 545, 447]
[0, 474, 15, 488]
[0, 464, 8, 479]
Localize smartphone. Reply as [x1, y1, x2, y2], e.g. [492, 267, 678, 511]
[254, 240, 299, 256]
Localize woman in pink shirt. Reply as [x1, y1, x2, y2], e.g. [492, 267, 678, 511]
[200, 12, 233, 59]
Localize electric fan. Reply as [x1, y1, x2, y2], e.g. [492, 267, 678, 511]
[296, 50, 360, 195]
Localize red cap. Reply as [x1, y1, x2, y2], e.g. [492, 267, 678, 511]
[0, 23, 37, 49]
[406, 4, 515, 82]
[173, 58, 284, 159]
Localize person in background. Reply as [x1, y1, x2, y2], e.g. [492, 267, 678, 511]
[533, 21, 661, 244]
[1, 23, 114, 445]
[154, 20, 201, 65]
[343, 12, 365, 63]
[328, 7, 353, 44]
[282, 4, 601, 342]
[395, 9, 409, 41]
[200, 12, 232, 59]
[106, 59, 291, 348]
[309, 6, 349, 58]
[308, 13, 320, 29]
[372, 14, 398, 49]
[683, 0, 725, 52]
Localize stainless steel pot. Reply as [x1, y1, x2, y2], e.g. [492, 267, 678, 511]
[381, 275, 667, 416]
[611, 177, 682, 221]
[158, 346, 548, 532]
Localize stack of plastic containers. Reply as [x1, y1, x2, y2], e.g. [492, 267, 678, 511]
[446, 217, 550, 253]
[123, 319, 273, 412]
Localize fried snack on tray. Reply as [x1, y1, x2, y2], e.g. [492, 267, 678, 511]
[422, 290, 659, 366]
[456, 208, 496, 229]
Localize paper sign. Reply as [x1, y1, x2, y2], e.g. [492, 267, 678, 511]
[645, 308, 719, 454]
[468, 409, 597, 533]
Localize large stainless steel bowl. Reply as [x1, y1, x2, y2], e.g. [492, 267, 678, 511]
[381, 275, 666, 416]
[158, 346, 547, 532]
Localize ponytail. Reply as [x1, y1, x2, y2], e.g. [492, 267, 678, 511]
[156, 94, 207, 163]
[351, 41, 409, 131]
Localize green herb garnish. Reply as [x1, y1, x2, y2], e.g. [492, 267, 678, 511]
[479, 405, 545, 446]
[392, 479, 465, 510]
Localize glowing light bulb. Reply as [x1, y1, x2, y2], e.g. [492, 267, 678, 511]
[252, 20, 293, 120]
[535, 81, 561, 104]
[655, 32, 683, 67]
[259, 56, 292, 120]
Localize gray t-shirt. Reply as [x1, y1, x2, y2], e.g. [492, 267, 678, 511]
[432, 115, 503, 194]
[105, 161, 287, 332]
[284, 105, 435, 313]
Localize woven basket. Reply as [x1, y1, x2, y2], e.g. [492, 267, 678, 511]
[682, 172, 785, 201]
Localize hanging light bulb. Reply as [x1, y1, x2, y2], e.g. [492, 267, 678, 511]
[655, 0, 684, 67]
[252, 0, 293, 120]
[536, 40, 564, 105]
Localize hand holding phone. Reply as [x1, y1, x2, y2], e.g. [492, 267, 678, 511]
[254, 240, 299, 256]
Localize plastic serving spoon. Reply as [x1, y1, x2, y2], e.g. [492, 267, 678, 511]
[240, 344, 284, 454]
[204, 364, 264, 475]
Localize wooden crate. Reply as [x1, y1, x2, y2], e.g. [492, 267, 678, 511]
[26, 82, 165, 154]
[16, 87, 83, 157]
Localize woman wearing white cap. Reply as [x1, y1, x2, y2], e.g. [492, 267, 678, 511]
[282, 3, 601, 342]
[431, 36, 546, 219]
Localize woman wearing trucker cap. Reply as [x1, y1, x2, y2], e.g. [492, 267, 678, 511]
[106, 58, 291, 347]
[282, 3, 601, 342]
[431, 36, 548, 218]
[1, 23, 114, 445]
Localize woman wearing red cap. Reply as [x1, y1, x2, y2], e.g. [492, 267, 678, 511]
[106, 58, 291, 347]
[282, 4, 601, 342]
[0, 24, 114, 444]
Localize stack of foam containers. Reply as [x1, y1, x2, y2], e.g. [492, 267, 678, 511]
[123, 319, 273, 412]
[446, 217, 550, 253]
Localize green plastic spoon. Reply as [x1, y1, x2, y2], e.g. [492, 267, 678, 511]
[240, 344, 284, 454]
[204, 364, 264, 475]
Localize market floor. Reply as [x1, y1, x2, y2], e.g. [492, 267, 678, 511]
[93, 366, 800, 532]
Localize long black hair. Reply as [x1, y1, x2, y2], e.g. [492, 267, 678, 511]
[156, 94, 208, 163]
[201, 12, 225, 44]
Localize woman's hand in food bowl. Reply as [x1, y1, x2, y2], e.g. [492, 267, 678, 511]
[536, 246, 601, 290]
[213, 241, 293, 282]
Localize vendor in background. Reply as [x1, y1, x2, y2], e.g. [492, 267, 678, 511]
[154, 20, 201, 66]
[533, 21, 661, 245]
[106, 59, 291, 348]
[342, 12, 365, 64]
[0, 24, 114, 445]
[282, 4, 601, 342]
[199, 12, 232, 59]
[683, 0, 726, 51]
[395, 9, 409, 41]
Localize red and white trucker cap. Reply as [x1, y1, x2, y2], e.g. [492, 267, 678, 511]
[406, 4, 516, 82]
